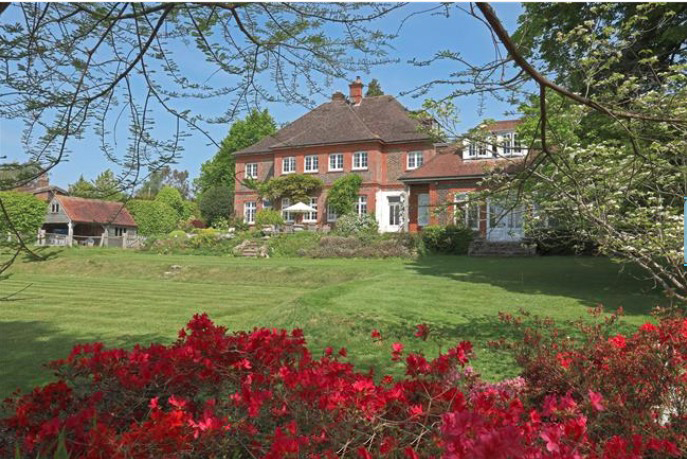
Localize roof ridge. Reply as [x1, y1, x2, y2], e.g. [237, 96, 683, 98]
[345, 100, 381, 141]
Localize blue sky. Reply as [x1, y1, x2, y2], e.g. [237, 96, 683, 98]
[0, 2, 524, 188]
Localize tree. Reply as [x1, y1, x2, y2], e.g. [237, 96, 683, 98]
[67, 170, 124, 201]
[195, 110, 277, 196]
[365, 78, 384, 96]
[198, 186, 233, 227]
[126, 200, 178, 236]
[0, 192, 45, 239]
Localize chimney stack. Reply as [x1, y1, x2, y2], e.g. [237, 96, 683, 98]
[348, 76, 364, 105]
[331, 91, 346, 103]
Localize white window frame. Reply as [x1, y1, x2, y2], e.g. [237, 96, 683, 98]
[304, 197, 318, 222]
[352, 151, 368, 170]
[388, 196, 401, 227]
[244, 201, 256, 224]
[329, 153, 344, 171]
[282, 157, 296, 174]
[246, 163, 258, 179]
[50, 202, 59, 213]
[355, 195, 368, 217]
[407, 151, 423, 170]
[304, 155, 319, 173]
[326, 204, 338, 222]
[281, 198, 294, 223]
[114, 227, 127, 237]
[454, 193, 479, 230]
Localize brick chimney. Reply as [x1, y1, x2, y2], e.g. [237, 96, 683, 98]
[331, 91, 346, 103]
[348, 76, 364, 105]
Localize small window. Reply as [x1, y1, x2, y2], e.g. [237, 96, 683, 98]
[262, 199, 272, 209]
[50, 202, 59, 213]
[355, 195, 368, 217]
[114, 227, 127, 236]
[283, 157, 296, 174]
[304, 197, 318, 222]
[246, 163, 258, 179]
[244, 201, 256, 224]
[353, 152, 368, 170]
[282, 198, 294, 222]
[304, 155, 319, 173]
[407, 151, 423, 170]
[329, 153, 344, 171]
[327, 205, 338, 222]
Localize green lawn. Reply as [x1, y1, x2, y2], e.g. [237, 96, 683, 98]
[0, 249, 665, 397]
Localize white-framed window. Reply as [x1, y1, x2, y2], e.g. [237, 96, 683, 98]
[417, 193, 430, 226]
[304, 197, 318, 222]
[282, 157, 296, 174]
[50, 202, 59, 213]
[262, 199, 272, 209]
[281, 198, 294, 222]
[304, 155, 319, 173]
[329, 153, 344, 171]
[114, 227, 127, 237]
[353, 151, 368, 170]
[244, 201, 256, 224]
[246, 163, 258, 179]
[407, 151, 423, 170]
[388, 196, 401, 227]
[326, 204, 338, 222]
[468, 142, 490, 158]
[355, 195, 368, 216]
[454, 193, 479, 230]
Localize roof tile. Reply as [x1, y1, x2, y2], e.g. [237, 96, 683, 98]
[56, 196, 137, 227]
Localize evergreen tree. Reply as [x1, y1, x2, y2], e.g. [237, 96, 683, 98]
[365, 79, 384, 96]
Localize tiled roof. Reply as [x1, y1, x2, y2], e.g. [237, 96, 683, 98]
[56, 196, 137, 227]
[482, 119, 522, 132]
[399, 151, 524, 181]
[234, 95, 431, 155]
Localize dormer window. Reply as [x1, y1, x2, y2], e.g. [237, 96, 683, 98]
[468, 142, 490, 159]
[502, 132, 522, 157]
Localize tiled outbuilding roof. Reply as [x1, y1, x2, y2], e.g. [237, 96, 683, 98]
[56, 196, 137, 227]
[234, 95, 431, 155]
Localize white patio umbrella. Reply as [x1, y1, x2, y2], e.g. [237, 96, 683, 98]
[283, 202, 316, 213]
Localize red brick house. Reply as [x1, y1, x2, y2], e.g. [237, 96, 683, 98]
[233, 78, 527, 239]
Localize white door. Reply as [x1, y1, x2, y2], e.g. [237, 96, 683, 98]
[418, 193, 430, 227]
[487, 200, 524, 241]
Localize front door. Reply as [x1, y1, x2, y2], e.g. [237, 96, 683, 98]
[487, 200, 524, 241]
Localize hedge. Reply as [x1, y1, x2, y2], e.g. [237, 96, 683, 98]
[126, 199, 179, 236]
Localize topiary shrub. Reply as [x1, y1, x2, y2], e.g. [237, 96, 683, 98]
[421, 224, 474, 254]
[198, 186, 233, 226]
[126, 200, 178, 236]
[255, 209, 284, 227]
[0, 191, 46, 241]
[333, 214, 378, 238]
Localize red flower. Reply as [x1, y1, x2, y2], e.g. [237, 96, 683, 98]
[640, 323, 658, 333]
[414, 323, 430, 341]
[371, 329, 382, 340]
[608, 334, 627, 349]
[338, 347, 347, 357]
[391, 342, 404, 361]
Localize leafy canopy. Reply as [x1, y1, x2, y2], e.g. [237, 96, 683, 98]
[253, 174, 323, 204]
[326, 174, 362, 216]
[68, 170, 124, 201]
[198, 186, 233, 227]
[0, 192, 45, 238]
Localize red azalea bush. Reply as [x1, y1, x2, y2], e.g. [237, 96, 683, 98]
[0, 312, 684, 458]
[492, 307, 687, 455]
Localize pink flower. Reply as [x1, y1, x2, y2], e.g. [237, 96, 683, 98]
[588, 390, 605, 411]
[391, 342, 404, 361]
[414, 323, 430, 341]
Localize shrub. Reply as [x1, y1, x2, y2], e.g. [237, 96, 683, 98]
[255, 174, 323, 203]
[181, 200, 200, 221]
[421, 224, 474, 254]
[255, 209, 284, 227]
[155, 186, 185, 219]
[1, 314, 682, 458]
[268, 232, 321, 257]
[326, 174, 362, 215]
[493, 307, 687, 452]
[307, 235, 415, 258]
[529, 227, 599, 255]
[333, 213, 378, 238]
[168, 230, 188, 240]
[0, 191, 45, 240]
[198, 186, 233, 226]
[126, 199, 178, 236]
